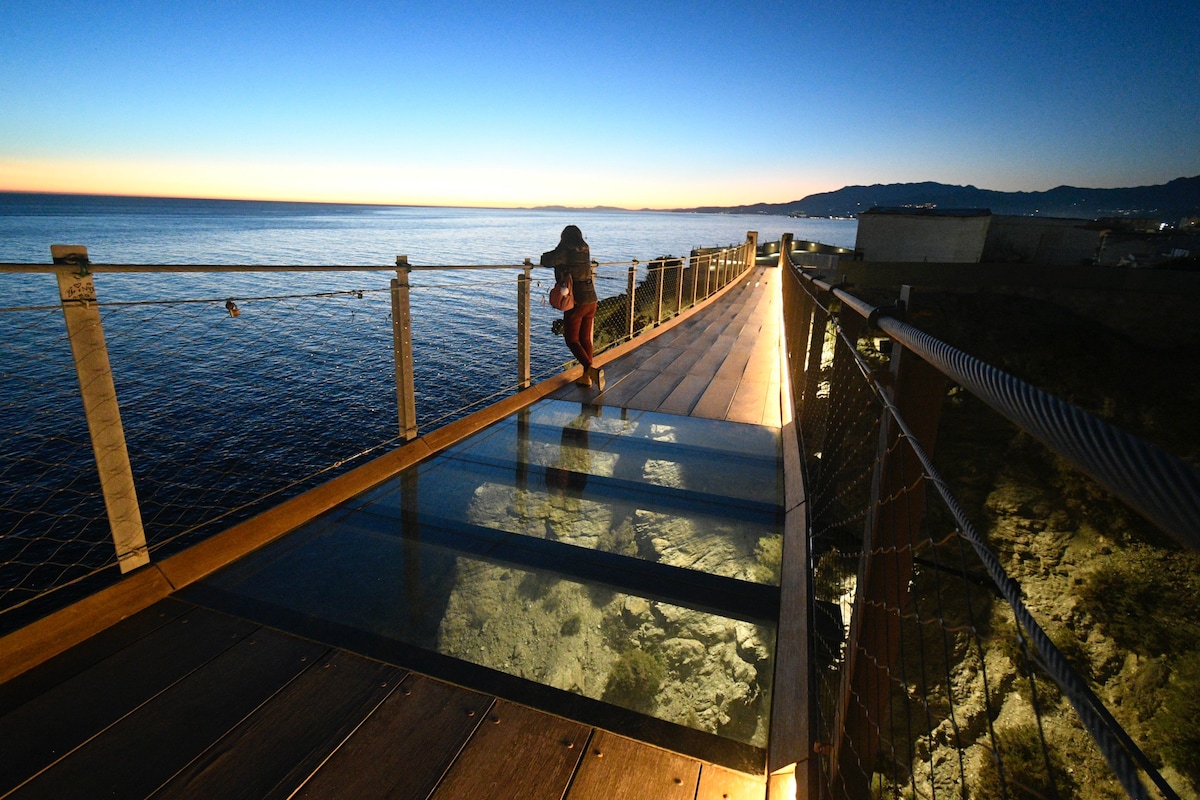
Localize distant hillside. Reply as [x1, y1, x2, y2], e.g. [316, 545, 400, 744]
[676, 176, 1200, 221]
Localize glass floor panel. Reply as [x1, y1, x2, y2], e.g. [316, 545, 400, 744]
[189, 399, 782, 751]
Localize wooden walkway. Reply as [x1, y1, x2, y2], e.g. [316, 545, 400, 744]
[0, 265, 785, 800]
[0, 599, 766, 800]
[555, 263, 783, 427]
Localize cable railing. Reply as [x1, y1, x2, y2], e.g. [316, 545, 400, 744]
[778, 233, 1199, 800]
[0, 235, 759, 632]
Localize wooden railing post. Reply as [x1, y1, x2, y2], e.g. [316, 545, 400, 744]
[772, 233, 820, 800]
[830, 286, 948, 800]
[747, 231, 759, 274]
[52, 245, 149, 574]
[518, 260, 532, 389]
[812, 303, 868, 501]
[391, 256, 417, 441]
[674, 259, 685, 315]
[778, 232, 793, 270]
[626, 261, 638, 340]
[654, 260, 664, 325]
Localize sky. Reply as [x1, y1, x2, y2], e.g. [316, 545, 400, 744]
[1, 0, 1198, 209]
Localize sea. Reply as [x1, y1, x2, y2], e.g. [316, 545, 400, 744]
[0, 192, 856, 624]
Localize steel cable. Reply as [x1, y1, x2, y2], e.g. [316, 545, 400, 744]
[835, 321, 1154, 800]
[875, 315, 1200, 553]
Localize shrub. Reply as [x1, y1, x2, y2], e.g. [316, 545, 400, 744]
[752, 535, 783, 584]
[974, 723, 1076, 800]
[1078, 545, 1200, 658]
[560, 613, 582, 636]
[602, 648, 665, 712]
[1153, 651, 1200, 785]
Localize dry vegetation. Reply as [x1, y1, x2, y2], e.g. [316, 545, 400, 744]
[912, 288, 1200, 799]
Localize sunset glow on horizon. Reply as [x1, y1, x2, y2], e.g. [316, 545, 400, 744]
[3, 1, 1197, 210]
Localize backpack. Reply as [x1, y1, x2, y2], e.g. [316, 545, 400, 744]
[549, 272, 574, 311]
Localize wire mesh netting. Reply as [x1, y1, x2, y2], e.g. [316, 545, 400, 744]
[1, 278, 405, 629]
[783, 268, 1194, 800]
[1, 240, 757, 634]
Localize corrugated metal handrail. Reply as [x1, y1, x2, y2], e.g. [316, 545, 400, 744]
[780, 250, 1190, 800]
[803, 273, 1200, 554]
[813, 286, 1157, 800]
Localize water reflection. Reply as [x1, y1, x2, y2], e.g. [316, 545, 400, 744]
[543, 403, 597, 508]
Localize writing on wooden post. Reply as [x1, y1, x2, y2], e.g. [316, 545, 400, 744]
[51, 244, 150, 573]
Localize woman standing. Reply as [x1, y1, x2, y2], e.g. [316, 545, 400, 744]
[541, 225, 604, 390]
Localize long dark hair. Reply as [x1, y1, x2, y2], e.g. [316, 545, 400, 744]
[559, 225, 586, 248]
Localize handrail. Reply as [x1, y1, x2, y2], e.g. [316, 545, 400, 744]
[0, 234, 759, 627]
[0, 255, 693, 274]
[802, 270, 1200, 554]
[778, 238, 1191, 800]
[821, 295, 1154, 800]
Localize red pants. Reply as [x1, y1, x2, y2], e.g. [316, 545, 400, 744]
[562, 301, 597, 369]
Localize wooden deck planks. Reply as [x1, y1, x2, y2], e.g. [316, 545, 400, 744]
[8, 628, 327, 800]
[565, 729, 701, 800]
[698, 763, 771, 800]
[429, 700, 590, 800]
[0, 597, 190, 718]
[0, 605, 260, 795]
[583, 265, 783, 427]
[553, 265, 783, 429]
[153, 651, 404, 800]
[623, 370, 689, 412]
[588, 368, 661, 408]
[657, 373, 714, 416]
[292, 673, 493, 799]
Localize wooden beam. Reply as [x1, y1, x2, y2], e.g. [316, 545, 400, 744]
[0, 567, 173, 686]
[828, 287, 948, 800]
[770, 263, 819, 800]
[52, 245, 148, 574]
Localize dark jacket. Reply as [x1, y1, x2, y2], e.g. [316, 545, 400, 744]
[540, 242, 597, 305]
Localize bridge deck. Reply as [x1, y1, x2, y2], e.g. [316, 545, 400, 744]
[0, 265, 786, 800]
[556, 263, 782, 426]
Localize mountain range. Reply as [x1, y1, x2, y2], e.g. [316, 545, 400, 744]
[672, 176, 1200, 221]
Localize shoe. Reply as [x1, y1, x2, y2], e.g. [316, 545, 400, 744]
[592, 367, 605, 392]
[575, 371, 592, 387]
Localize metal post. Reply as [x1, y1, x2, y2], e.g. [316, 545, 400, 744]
[52, 245, 149, 574]
[518, 260, 532, 389]
[703, 252, 712, 298]
[391, 256, 417, 441]
[626, 262, 638, 340]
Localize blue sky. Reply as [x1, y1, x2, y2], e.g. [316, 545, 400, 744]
[2, 0, 1197, 208]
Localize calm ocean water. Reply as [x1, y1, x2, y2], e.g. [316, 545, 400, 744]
[0, 192, 856, 266]
[0, 193, 855, 622]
